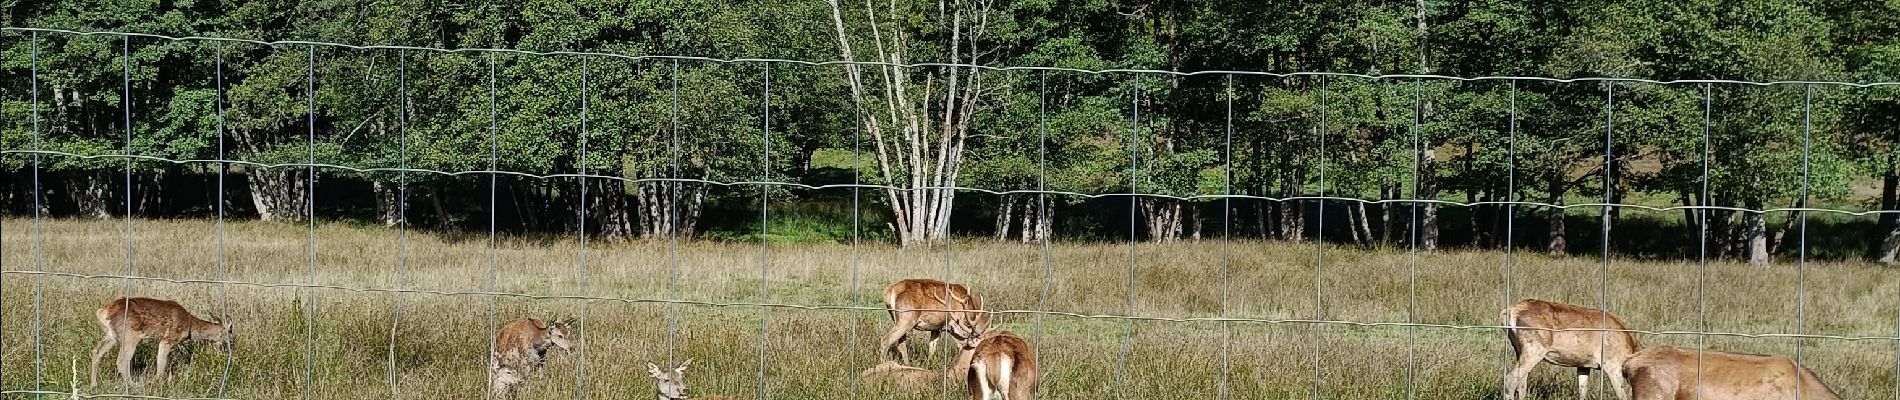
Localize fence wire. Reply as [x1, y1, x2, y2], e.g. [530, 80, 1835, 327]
[5, 27, 1900, 400]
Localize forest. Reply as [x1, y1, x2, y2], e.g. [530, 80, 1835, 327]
[4, 0, 1900, 264]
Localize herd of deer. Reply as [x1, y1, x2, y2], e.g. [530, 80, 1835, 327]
[84, 286, 1839, 400]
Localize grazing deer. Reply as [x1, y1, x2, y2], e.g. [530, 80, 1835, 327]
[880, 279, 991, 363]
[947, 317, 1038, 400]
[1623, 346, 1839, 400]
[859, 360, 941, 390]
[1502, 299, 1640, 400]
[88, 298, 234, 386]
[647, 359, 738, 400]
[489, 317, 575, 399]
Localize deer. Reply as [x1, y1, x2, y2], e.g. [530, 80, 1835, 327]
[945, 314, 1038, 400]
[859, 360, 941, 390]
[1502, 298, 1640, 400]
[489, 317, 575, 399]
[880, 279, 992, 364]
[1623, 346, 1839, 400]
[647, 359, 738, 400]
[88, 297, 235, 387]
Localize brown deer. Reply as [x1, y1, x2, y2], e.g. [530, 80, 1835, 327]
[1502, 298, 1640, 400]
[1623, 346, 1839, 400]
[489, 317, 575, 399]
[88, 297, 234, 386]
[646, 359, 738, 400]
[859, 360, 941, 390]
[947, 316, 1038, 400]
[880, 279, 991, 363]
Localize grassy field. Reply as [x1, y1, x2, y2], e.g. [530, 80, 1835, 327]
[2, 218, 1897, 399]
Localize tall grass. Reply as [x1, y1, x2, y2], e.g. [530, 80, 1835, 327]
[2, 218, 1895, 399]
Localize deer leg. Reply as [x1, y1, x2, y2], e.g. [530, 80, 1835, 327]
[89, 335, 116, 387]
[879, 312, 920, 363]
[1576, 367, 1592, 399]
[1502, 348, 1542, 400]
[154, 341, 175, 382]
[115, 332, 142, 383]
[927, 330, 943, 358]
[974, 361, 994, 400]
[996, 356, 1014, 400]
[1603, 362, 1631, 400]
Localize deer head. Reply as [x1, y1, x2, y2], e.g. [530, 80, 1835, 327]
[947, 315, 994, 350]
[199, 316, 236, 349]
[544, 317, 576, 351]
[647, 359, 693, 400]
[928, 290, 992, 340]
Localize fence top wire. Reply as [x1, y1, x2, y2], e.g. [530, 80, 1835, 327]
[8, 150, 1897, 217]
[7, 269, 1895, 343]
[6, 27, 1900, 88]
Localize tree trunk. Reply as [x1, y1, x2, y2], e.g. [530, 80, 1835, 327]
[69, 170, 115, 219]
[1280, 176, 1304, 243]
[1768, 201, 1801, 256]
[1141, 198, 1184, 242]
[591, 179, 634, 238]
[133, 171, 163, 217]
[429, 186, 459, 231]
[1744, 195, 1770, 266]
[1189, 203, 1202, 240]
[825, 0, 986, 246]
[1681, 190, 1698, 250]
[1017, 195, 1034, 243]
[1878, 218, 1900, 264]
[373, 180, 405, 227]
[1414, 1, 1438, 253]
[994, 194, 1017, 241]
[1880, 156, 1899, 229]
[1381, 184, 1400, 246]
[1258, 202, 1274, 239]
[632, 175, 703, 240]
[1877, 160, 1899, 262]
[248, 169, 311, 222]
[1023, 195, 1054, 244]
[1348, 202, 1371, 247]
[1879, 157, 1900, 263]
[1546, 170, 1568, 256]
[1419, 149, 1439, 252]
[1467, 189, 1483, 248]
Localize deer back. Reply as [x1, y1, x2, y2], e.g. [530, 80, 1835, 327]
[1624, 346, 1840, 400]
[887, 279, 989, 328]
[860, 361, 939, 389]
[493, 318, 553, 363]
[98, 298, 213, 339]
[1506, 299, 1640, 357]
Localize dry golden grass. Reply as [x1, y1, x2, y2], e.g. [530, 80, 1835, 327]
[2, 218, 1896, 399]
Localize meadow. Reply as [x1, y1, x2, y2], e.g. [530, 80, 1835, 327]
[2, 218, 1896, 399]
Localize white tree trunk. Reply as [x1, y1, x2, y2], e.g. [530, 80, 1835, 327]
[826, 0, 991, 246]
[248, 169, 310, 222]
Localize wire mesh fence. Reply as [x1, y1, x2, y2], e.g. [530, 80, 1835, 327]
[2, 27, 1898, 400]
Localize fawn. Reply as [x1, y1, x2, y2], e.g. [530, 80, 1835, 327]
[88, 297, 234, 386]
[489, 317, 575, 399]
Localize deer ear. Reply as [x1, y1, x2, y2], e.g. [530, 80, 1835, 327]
[677, 358, 693, 373]
[646, 362, 664, 378]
